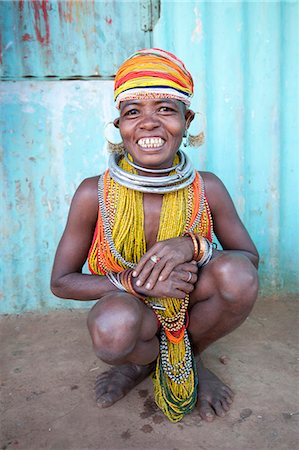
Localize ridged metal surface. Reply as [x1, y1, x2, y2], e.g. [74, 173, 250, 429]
[0, 0, 151, 78]
[1, 1, 298, 313]
[154, 0, 299, 293]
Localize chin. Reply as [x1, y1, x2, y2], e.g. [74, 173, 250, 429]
[132, 149, 177, 167]
[139, 156, 173, 169]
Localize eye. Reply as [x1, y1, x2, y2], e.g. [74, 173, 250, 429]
[158, 106, 176, 113]
[123, 108, 139, 117]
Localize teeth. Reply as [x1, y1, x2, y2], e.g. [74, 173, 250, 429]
[137, 137, 164, 148]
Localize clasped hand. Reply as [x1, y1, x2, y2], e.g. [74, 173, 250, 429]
[132, 237, 198, 298]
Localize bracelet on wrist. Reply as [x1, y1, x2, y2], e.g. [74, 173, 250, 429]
[195, 235, 213, 267]
[196, 235, 206, 261]
[106, 272, 126, 291]
[119, 269, 147, 302]
[183, 231, 199, 260]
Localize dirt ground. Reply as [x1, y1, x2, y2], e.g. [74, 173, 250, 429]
[1, 295, 298, 450]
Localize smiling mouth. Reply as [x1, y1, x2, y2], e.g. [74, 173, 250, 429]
[137, 137, 165, 149]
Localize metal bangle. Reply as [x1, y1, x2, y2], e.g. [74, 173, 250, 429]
[106, 272, 126, 291]
[197, 238, 213, 267]
[183, 231, 199, 260]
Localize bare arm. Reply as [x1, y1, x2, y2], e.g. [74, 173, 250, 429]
[51, 176, 194, 301]
[50, 177, 118, 300]
[132, 171, 259, 289]
[202, 172, 259, 268]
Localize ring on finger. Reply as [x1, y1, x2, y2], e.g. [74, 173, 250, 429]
[150, 255, 160, 264]
[186, 271, 192, 282]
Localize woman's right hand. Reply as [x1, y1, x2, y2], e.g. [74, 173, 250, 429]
[132, 262, 198, 299]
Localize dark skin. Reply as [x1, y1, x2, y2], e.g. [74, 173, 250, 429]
[51, 98, 259, 421]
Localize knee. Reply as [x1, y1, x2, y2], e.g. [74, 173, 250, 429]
[211, 254, 258, 314]
[87, 295, 142, 364]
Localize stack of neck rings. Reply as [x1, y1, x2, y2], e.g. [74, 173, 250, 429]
[88, 48, 213, 422]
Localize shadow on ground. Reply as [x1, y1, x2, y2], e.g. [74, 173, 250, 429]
[1, 295, 298, 450]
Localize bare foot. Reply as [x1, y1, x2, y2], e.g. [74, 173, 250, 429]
[95, 362, 155, 408]
[197, 358, 234, 421]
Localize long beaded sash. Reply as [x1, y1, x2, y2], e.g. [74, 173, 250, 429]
[87, 157, 214, 421]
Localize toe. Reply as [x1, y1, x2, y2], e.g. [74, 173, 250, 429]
[95, 379, 123, 398]
[96, 392, 115, 408]
[96, 385, 125, 407]
[95, 373, 110, 383]
[222, 385, 234, 398]
[213, 399, 226, 417]
[222, 392, 233, 404]
[198, 399, 216, 422]
[95, 378, 111, 390]
[95, 384, 109, 398]
[221, 389, 234, 404]
[220, 398, 230, 412]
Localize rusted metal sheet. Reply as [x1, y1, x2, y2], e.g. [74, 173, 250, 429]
[0, 0, 153, 79]
[0, 1, 298, 313]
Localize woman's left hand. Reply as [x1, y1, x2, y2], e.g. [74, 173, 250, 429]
[132, 236, 195, 290]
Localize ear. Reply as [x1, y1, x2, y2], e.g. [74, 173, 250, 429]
[185, 109, 195, 129]
[113, 118, 120, 128]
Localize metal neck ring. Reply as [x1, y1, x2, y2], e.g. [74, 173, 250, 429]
[124, 151, 181, 174]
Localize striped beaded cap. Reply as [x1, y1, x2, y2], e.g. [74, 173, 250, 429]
[114, 48, 194, 109]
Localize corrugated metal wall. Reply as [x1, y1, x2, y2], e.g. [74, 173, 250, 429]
[154, 0, 299, 292]
[1, 0, 298, 313]
[0, 0, 155, 78]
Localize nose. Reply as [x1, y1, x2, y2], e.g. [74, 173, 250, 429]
[139, 112, 160, 130]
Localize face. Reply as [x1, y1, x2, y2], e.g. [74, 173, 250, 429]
[114, 99, 194, 172]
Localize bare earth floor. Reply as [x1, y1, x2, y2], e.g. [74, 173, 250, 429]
[1, 295, 298, 450]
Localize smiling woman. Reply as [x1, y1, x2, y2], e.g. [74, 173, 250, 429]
[51, 48, 259, 423]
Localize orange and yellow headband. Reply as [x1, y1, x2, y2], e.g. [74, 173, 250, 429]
[114, 48, 194, 109]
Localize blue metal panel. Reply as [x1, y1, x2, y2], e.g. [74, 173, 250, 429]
[0, 0, 151, 78]
[279, 2, 299, 291]
[1, 80, 115, 312]
[153, 0, 299, 292]
[0, 0, 298, 314]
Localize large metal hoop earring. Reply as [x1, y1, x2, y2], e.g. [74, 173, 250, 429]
[104, 122, 125, 154]
[185, 112, 206, 148]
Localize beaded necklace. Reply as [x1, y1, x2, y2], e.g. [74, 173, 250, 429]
[88, 153, 214, 422]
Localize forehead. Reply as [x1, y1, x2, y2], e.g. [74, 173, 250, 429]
[119, 98, 186, 111]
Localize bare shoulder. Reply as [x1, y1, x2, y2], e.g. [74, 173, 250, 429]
[199, 171, 224, 189]
[73, 176, 98, 205]
[75, 176, 98, 198]
[199, 172, 229, 208]
[68, 176, 99, 225]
